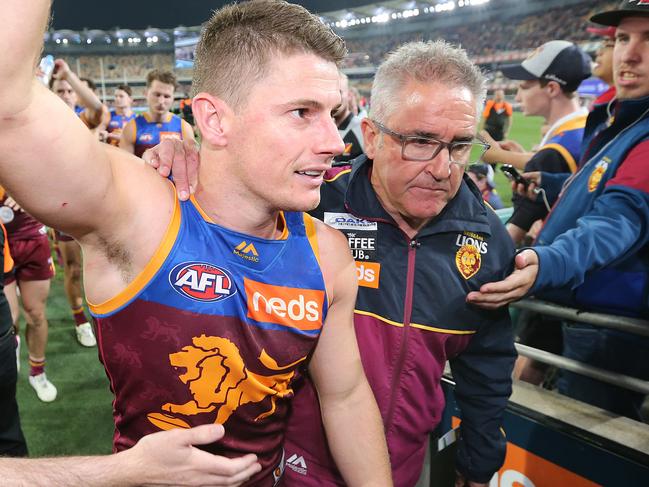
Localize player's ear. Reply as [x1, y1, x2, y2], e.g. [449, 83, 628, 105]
[192, 92, 233, 148]
[361, 118, 380, 160]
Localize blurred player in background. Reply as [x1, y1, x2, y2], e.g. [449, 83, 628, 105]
[1, 190, 57, 402]
[105, 84, 136, 146]
[120, 70, 194, 157]
[333, 72, 365, 163]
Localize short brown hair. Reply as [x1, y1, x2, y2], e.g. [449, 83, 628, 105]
[146, 69, 177, 89]
[192, 0, 346, 108]
[80, 77, 97, 91]
[116, 84, 132, 96]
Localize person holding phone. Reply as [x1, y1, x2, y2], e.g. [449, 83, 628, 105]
[482, 40, 591, 246]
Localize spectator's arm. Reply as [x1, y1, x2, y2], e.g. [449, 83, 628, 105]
[53, 59, 105, 128]
[532, 185, 649, 294]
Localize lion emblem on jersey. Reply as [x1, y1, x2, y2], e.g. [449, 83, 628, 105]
[455, 244, 481, 280]
[588, 159, 609, 193]
[147, 335, 305, 431]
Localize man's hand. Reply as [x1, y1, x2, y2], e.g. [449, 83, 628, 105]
[127, 424, 261, 486]
[516, 171, 542, 200]
[466, 249, 539, 309]
[142, 138, 200, 201]
[52, 59, 72, 81]
[455, 471, 489, 487]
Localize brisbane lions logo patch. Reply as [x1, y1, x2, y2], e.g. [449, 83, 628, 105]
[588, 159, 609, 193]
[455, 244, 481, 280]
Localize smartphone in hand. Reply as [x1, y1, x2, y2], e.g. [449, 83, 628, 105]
[500, 164, 529, 189]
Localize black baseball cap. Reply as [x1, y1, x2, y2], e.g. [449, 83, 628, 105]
[500, 40, 592, 92]
[591, 0, 649, 27]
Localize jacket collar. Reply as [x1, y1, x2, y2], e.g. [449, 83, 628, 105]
[592, 92, 649, 129]
[343, 156, 493, 238]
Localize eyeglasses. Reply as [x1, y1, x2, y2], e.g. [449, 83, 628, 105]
[371, 120, 490, 167]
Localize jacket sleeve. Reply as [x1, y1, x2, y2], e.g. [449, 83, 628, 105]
[539, 171, 571, 207]
[449, 304, 516, 483]
[531, 184, 649, 293]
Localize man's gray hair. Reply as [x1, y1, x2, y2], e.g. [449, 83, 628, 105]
[369, 40, 486, 122]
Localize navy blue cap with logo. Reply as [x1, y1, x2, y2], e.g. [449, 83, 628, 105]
[590, 0, 649, 27]
[499, 40, 592, 93]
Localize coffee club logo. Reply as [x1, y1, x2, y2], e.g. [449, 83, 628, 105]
[169, 262, 237, 302]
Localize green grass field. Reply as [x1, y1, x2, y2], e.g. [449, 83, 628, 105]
[16, 271, 114, 457]
[490, 112, 545, 207]
[14, 111, 544, 459]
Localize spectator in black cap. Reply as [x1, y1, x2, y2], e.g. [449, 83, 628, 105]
[469, 0, 649, 421]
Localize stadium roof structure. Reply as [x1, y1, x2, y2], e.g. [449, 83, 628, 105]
[50, 0, 378, 30]
[319, 0, 487, 28]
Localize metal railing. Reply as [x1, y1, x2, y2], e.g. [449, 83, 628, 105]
[512, 298, 649, 394]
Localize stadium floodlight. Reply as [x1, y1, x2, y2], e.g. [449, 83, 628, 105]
[435, 1, 455, 12]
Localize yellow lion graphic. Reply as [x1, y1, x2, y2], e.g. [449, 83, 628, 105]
[148, 335, 305, 430]
[455, 244, 481, 280]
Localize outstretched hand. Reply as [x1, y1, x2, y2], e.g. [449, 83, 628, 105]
[52, 59, 71, 80]
[142, 138, 201, 201]
[466, 249, 539, 309]
[127, 424, 261, 486]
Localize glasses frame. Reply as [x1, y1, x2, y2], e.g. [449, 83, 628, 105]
[371, 119, 490, 167]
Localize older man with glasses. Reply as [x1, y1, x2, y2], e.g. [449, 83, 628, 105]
[282, 40, 515, 487]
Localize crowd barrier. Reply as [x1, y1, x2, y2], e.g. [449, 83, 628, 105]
[426, 299, 649, 486]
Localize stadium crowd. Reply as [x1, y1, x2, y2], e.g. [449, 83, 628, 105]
[343, 0, 617, 68]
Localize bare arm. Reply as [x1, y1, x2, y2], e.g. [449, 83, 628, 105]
[309, 221, 392, 487]
[0, 425, 261, 487]
[119, 119, 137, 154]
[0, 0, 172, 300]
[480, 131, 533, 169]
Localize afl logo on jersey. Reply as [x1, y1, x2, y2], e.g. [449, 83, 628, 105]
[169, 262, 236, 302]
